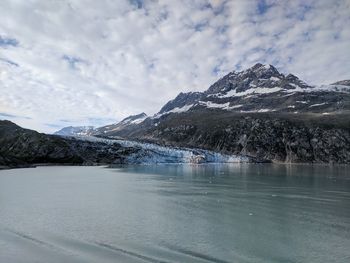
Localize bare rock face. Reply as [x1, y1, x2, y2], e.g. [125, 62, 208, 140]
[130, 112, 350, 164]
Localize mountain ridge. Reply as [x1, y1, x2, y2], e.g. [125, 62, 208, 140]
[156, 63, 350, 116]
[87, 63, 350, 164]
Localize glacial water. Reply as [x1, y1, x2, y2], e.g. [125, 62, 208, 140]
[0, 164, 349, 263]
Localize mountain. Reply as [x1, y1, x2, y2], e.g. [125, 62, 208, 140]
[0, 120, 138, 168]
[0, 120, 254, 168]
[156, 63, 350, 115]
[54, 113, 148, 137]
[95, 63, 350, 164]
[54, 126, 95, 136]
[93, 113, 147, 136]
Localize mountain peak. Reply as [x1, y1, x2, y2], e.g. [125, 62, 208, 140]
[251, 63, 273, 71]
[120, 112, 147, 124]
[121, 112, 147, 121]
[249, 63, 280, 78]
[205, 63, 284, 95]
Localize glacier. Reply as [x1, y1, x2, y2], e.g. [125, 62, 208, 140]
[73, 136, 250, 164]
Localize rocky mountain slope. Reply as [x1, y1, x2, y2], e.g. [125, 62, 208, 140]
[0, 120, 138, 168]
[96, 63, 350, 164]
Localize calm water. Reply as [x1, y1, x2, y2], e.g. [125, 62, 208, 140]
[0, 164, 349, 263]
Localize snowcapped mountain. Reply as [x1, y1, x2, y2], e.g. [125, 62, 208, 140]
[93, 113, 147, 135]
[54, 113, 148, 137]
[54, 126, 95, 136]
[157, 63, 350, 116]
[92, 63, 350, 164]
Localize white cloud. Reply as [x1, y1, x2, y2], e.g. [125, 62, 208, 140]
[0, 0, 349, 132]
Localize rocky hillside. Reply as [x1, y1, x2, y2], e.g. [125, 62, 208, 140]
[123, 111, 350, 164]
[96, 64, 350, 164]
[0, 120, 138, 168]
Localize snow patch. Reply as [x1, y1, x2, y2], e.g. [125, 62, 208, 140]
[198, 101, 243, 110]
[270, 76, 280, 81]
[130, 116, 147, 124]
[154, 104, 194, 118]
[289, 83, 302, 90]
[199, 101, 230, 109]
[286, 84, 350, 93]
[221, 86, 282, 98]
[240, 109, 275, 113]
[309, 102, 327, 108]
[229, 104, 243, 109]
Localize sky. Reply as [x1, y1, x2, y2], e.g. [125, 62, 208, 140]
[0, 0, 349, 133]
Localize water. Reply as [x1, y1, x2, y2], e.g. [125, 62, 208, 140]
[0, 164, 349, 263]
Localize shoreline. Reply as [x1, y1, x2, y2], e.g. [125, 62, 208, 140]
[1, 161, 349, 171]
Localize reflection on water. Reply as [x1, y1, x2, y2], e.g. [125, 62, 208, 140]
[0, 164, 349, 263]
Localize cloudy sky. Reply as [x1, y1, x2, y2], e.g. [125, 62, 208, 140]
[0, 0, 349, 133]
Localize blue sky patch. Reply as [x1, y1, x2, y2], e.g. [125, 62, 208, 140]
[0, 36, 19, 47]
[129, 0, 143, 9]
[62, 55, 85, 69]
[257, 0, 270, 14]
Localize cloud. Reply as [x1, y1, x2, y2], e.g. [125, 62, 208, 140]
[0, 112, 31, 120]
[0, 0, 349, 133]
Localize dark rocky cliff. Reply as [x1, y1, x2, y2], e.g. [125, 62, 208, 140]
[0, 120, 137, 168]
[102, 110, 350, 164]
[129, 111, 350, 164]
